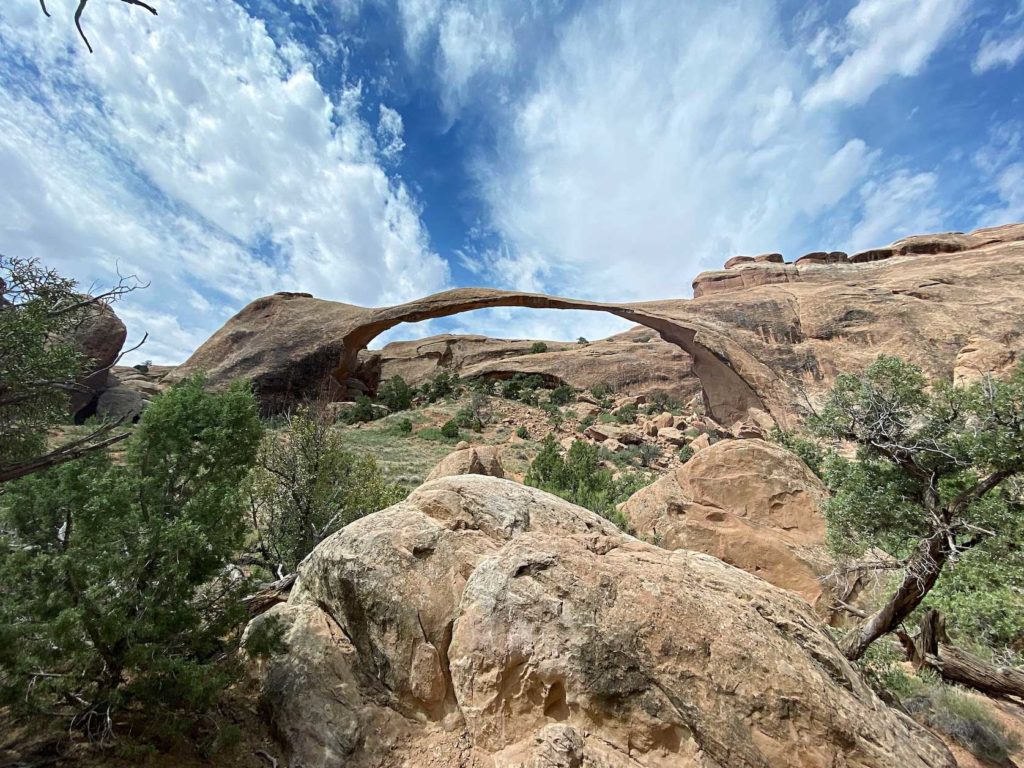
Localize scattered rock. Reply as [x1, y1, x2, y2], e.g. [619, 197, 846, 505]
[584, 424, 642, 444]
[689, 433, 712, 452]
[724, 255, 755, 269]
[656, 426, 688, 446]
[426, 446, 504, 482]
[95, 382, 145, 423]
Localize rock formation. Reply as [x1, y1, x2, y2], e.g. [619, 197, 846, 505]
[425, 445, 505, 481]
[67, 301, 127, 420]
[622, 439, 850, 615]
[368, 326, 699, 401]
[173, 222, 1024, 429]
[246, 475, 953, 768]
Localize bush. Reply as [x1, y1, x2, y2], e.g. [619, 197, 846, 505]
[395, 417, 414, 434]
[577, 337, 588, 345]
[0, 376, 263, 732]
[769, 426, 826, 477]
[590, 382, 615, 401]
[549, 384, 575, 406]
[377, 375, 414, 412]
[614, 404, 638, 424]
[422, 371, 461, 403]
[644, 391, 682, 414]
[454, 406, 483, 432]
[516, 425, 530, 439]
[579, 413, 596, 429]
[336, 394, 378, 424]
[529, 341, 548, 354]
[638, 442, 662, 468]
[440, 419, 460, 439]
[678, 445, 694, 463]
[524, 436, 648, 529]
[246, 405, 404, 575]
[903, 679, 1019, 763]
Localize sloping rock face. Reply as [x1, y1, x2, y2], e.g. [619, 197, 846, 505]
[67, 302, 127, 420]
[369, 326, 699, 401]
[621, 439, 841, 613]
[246, 475, 953, 768]
[425, 445, 505, 481]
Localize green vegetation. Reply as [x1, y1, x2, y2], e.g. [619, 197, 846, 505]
[516, 425, 530, 439]
[377, 374, 414, 412]
[643, 391, 683, 414]
[395, 417, 414, 434]
[769, 426, 826, 477]
[678, 444, 694, 463]
[529, 341, 548, 354]
[336, 394, 380, 424]
[549, 383, 575, 405]
[613, 403, 638, 424]
[0, 255, 141, 484]
[246, 405, 404, 576]
[0, 376, 262, 738]
[420, 371, 462, 403]
[525, 435, 649, 529]
[577, 337, 588, 345]
[440, 419, 461, 439]
[806, 355, 1024, 660]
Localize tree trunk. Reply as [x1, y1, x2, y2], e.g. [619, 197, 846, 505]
[900, 610, 1024, 701]
[839, 533, 947, 661]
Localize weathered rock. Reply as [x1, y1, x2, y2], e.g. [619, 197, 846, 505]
[652, 411, 674, 430]
[724, 255, 755, 269]
[953, 337, 1016, 386]
[689, 432, 712, 452]
[622, 439, 845, 614]
[849, 247, 894, 263]
[656, 426, 688, 446]
[426, 446, 504, 481]
[755, 252, 784, 263]
[67, 302, 127, 418]
[584, 423, 642, 444]
[95, 382, 145, 423]
[247, 476, 953, 768]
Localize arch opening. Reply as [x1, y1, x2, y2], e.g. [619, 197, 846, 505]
[331, 289, 773, 428]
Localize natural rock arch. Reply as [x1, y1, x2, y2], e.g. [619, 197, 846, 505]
[334, 288, 793, 427]
[170, 287, 799, 427]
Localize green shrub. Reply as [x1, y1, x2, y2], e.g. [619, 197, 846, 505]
[643, 391, 682, 414]
[549, 384, 575, 405]
[590, 382, 615, 401]
[454, 406, 483, 432]
[422, 372, 461, 403]
[336, 394, 378, 424]
[246, 406, 404, 575]
[395, 417, 414, 434]
[903, 680, 1019, 763]
[638, 443, 662, 468]
[516, 425, 529, 439]
[579, 413, 596, 429]
[440, 420, 460, 439]
[577, 337, 588, 345]
[614, 404, 638, 424]
[769, 426, 827, 477]
[0, 376, 263, 732]
[678, 445, 694, 463]
[524, 436, 649, 530]
[377, 375, 414, 412]
[529, 341, 548, 354]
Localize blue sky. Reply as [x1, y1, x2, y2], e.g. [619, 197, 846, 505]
[1, 0, 1022, 363]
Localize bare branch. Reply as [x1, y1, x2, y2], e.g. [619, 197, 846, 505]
[64, 0, 159, 55]
[39, 0, 51, 17]
[0, 419, 130, 484]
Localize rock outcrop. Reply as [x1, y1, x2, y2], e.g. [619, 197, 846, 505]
[175, 222, 1024, 429]
[425, 445, 505, 481]
[369, 326, 699, 401]
[247, 475, 953, 768]
[67, 302, 127, 420]
[621, 439, 845, 614]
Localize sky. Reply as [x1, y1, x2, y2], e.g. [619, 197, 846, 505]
[1, 0, 1023, 363]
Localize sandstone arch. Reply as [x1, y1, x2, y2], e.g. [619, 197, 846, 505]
[170, 287, 799, 426]
[336, 288, 795, 427]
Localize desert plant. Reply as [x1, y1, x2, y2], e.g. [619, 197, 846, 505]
[577, 337, 588, 345]
[809, 356, 1024, 660]
[529, 341, 548, 354]
[613, 404, 638, 424]
[516, 425, 530, 439]
[0, 376, 262, 734]
[440, 419, 460, 439]
[549, 383, 575, 406]
[638, 442, 662, 468]
[377, 375, 414, 412]
[246, 405, 404, 576]
[395, 417, 414, 434]
[336, 394, 379, 424]
[678, 444, 694, 463]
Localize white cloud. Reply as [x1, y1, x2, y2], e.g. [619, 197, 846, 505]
[377, 104, 406, 162]
[973, 122, 1024, 226]
[463, 0, 876, 307]
[973, 2, 1024, 73]
[0, 1, 448, 362]
[845, 171, 944, 253]
[803, 0, 969, 109]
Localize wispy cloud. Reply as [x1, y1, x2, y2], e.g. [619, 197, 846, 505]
[973, 1, 1024, 72]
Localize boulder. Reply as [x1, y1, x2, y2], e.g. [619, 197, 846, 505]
[67, 302, 127, 418]
[849, 247, 894, 263]
[689, 433, 712, 452]
[652, 411, 674, 430]
[622, 439, 839, 612]
[656, 426, 688, 446]
[584, 423, 642, 444]
[246, 475, 953, 768]
[426, 446, 504, 482]
[754, 252, 785, 263]
[95, 383, 145, 423]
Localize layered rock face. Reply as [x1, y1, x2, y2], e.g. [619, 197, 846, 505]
[247, 475, 952, 768]
[622, 439, 844, 615]
[369, 327, 699, 401]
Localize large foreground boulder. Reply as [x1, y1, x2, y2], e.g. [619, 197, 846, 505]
[246, 475, 952, 768]
[67, 302, 127, 419]
[621, 439, 848, 615]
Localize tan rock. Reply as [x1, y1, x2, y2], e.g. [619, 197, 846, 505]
[953, 337, 1016, 386]
[724, 255, 755, 269]
[690, 433, 711, 452]
[652, 411, 674, 429]
[425, 446, 504, 481]
[656, 426, 688, 446]
[67, 302, 128, 418]
[584, 423, 642, 444]
[247, 475, 953, 768]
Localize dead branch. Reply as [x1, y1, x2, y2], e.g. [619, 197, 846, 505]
[67, 0, 159, 55]
[0, 418, 130, 484]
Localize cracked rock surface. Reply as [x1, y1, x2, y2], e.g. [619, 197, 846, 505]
[246, 475, 952, 768]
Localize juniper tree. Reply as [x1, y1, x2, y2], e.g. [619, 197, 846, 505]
[809, 356, 1024, 661]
